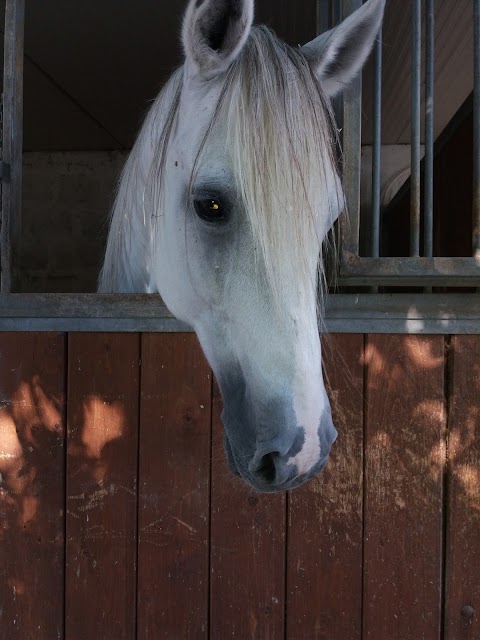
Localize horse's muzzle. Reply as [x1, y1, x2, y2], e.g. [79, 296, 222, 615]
[223, 414, 337, 493]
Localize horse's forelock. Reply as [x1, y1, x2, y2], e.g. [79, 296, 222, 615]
[220, 26, 342, 311]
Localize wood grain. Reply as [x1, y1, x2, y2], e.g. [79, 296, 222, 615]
[65, 333, 140, 640]
[137, 333, 211, 640]
[286, 334, 364, 640]
[209, 380, 286, 640]
[0, 333, 66, 639]
[363, 335, 445, 640]
[444, 336, 480, 639]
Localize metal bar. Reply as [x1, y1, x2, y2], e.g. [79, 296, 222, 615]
[424, 0, 434, 258]
[473, 0, 480, 257]
[0, 293, 480, 335]
[338, 255, 480, 286]
[410, 0, 422, 257]
[325, 292, 480, 334]
[1, 290, 479, 316]
[316, 0, 331, 33]
[332, 0, 343, 27]
[0, 318, 193, 332]
[331, 0, 344, 131]
[0, 293, 178, 318]
[371, 28, 383, 258]
[340, 0, 362, 259]
[1, 0, 25, 292]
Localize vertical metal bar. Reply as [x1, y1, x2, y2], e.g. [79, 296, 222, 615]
[473, 0, 480, 258]
[371, 29, 382, 258]
[410, 0, 421, 257]
[1, 0, 25, 293]
[316, 0, 331, 33]
[340, 0, 362, 260]
[332, 0, 343, 26]
[332, 0, 344, 133]
[424, 0, 434, 258]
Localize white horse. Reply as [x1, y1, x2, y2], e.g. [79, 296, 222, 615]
[99, 0, 385, 492]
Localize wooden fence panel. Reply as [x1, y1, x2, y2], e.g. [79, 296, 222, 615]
[445, 335, 480, 639]
[3, 330, 480, 639]
[363, 335, 445, 640]
[0, 333, 66, 640]
[137, 333, 211, 640]
[65, 333, 140, 640]
[286, 334, 364, 640]
[210, 381, 286, 640]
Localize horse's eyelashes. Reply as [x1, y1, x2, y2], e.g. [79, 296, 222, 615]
[193, 198, 228, 223]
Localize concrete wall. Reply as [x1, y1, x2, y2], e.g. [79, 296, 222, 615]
[20, 151, 128, 292]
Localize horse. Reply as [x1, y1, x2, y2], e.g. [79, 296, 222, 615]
[99, 0, 386, 492]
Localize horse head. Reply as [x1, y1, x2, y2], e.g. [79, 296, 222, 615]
[100, 0, 385, 492]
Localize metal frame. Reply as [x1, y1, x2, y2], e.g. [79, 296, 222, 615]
[0, 0, 479, 334]
[1, 0, 24, 293]
[338, 0, 480, 287]
[0, 293, 478, 334]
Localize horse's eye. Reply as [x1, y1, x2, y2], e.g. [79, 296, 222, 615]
[193, 198, 227, 223]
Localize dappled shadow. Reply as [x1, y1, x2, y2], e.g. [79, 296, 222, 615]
[297, 334, 480, 637]
[0, 379, 63, 536]
[0, 334, 66, 638]
[1, 332, 479, 638]
[67, 395, 127, 483]
[361, 335, 447, 511]
[64, 334, 138, 639]
[359, 335, 479, 638]
[448, 338, 480, 514]
[0, 333, 137, 638]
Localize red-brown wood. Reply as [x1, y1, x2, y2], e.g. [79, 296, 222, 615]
[137, 333, 211, 640]
[209, 381, 286, 640]
[3, 329, 480, 637]
[65, 333, 140, 640]
[286, 334, 364, 640]
[445, 336, 480, 639]
[0, 333, 66, 639]
[363, 335, 445, 640]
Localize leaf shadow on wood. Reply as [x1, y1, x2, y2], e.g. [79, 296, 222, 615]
[0, 334, 65, 638]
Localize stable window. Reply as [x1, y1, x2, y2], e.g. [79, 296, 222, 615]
[337, 0, 480, 289]
[1, 0, 480, 333]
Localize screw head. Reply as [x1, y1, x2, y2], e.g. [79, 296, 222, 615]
[461, 605, 475, 619]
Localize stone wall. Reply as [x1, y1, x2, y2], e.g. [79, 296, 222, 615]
[19, 151, 128, 292]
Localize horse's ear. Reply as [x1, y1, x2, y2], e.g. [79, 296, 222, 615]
[301, 0, 385, 97]
[182, 0, 254, 80]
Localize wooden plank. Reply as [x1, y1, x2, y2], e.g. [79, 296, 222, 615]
[363, 335, 445, 640]
[209, 381, 286, 640]
[286, 334, 364, 640]
[0, 333, 66, 639]
[137, 333, 211, 639]
[65, 333, 140, 640]
[444, 335, 480, 639]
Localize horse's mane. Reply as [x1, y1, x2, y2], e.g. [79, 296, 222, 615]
[99, 26, 342, 305]
[98, 68, 183, 292]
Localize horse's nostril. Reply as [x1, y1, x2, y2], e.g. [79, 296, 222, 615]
[254, 452, 279, 484]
